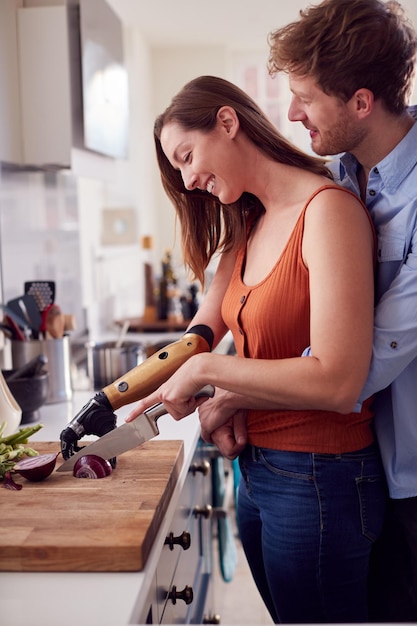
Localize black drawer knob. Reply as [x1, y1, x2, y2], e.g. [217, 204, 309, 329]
[164, 530, 191, 551]
[168, 584, 193, 605]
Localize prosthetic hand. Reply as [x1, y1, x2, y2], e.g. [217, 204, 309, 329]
[60, 325, 214, 460]
[59, 391, 117, 463]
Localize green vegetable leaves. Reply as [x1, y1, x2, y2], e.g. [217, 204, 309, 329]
[0, 422, 43, 478]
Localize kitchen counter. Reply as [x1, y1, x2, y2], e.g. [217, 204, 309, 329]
[0, 391, 203, 626]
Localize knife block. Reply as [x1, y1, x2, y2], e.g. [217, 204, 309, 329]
[11, 337, 72, 404]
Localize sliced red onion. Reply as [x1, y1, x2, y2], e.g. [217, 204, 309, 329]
[2, 470, 23, 490]
[14, 452, 59, 482]
[73, 454, 112, 479]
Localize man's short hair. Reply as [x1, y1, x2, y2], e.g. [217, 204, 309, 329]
[268, 0, 417, 114]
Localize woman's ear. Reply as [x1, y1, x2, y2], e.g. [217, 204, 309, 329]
[217, 106, 239, 138]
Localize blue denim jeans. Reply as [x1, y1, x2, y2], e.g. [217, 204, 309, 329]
[237, 443, 387, 623]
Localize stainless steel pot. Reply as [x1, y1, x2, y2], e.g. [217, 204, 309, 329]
[87, 341, 145, 390]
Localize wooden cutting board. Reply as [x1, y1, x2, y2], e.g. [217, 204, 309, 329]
[0, 440, 184, 572]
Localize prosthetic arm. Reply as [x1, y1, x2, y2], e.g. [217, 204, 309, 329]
[60, 324, 214, 460]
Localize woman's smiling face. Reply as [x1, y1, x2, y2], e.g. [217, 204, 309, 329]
[160, 108, 245, 204]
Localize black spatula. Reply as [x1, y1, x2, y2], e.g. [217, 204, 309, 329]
[24, 281, 55, 313]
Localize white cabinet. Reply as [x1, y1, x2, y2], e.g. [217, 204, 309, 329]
[0, 2, 82, 167]
[0, 0, 23, 163]
[17, 4, 82, 167]
[136, 444, 218, 624]
[0, 1, 128, 169]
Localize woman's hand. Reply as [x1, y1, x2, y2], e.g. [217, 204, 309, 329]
[125, 354, 209, 422]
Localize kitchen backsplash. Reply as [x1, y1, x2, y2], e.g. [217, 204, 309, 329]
[0, 165, 85, 333]
[0, 164, 144, 357]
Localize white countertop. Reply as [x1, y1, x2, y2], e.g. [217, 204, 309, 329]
[0, 391, 203, 626]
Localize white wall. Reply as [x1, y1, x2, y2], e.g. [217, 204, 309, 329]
[76, 24, 158, 338]
[150, 46, 229, 275]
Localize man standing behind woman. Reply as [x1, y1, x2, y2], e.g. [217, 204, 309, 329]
[126, 74, 387, 622]
[268, 0, 417, 621]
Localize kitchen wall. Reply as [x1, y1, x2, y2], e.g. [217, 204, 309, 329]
[0, 166, 83, 325]
[151, 46, 228, 258]
[0, 4, 157, 344]
[75, 26, 156, 339]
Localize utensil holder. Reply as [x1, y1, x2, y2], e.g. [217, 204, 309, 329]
[11, 337, 72, 404]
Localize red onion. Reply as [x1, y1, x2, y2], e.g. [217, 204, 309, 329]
[14, 452, 59, 482]
[2, 470, 23, 490]
[73, 454, 112, 479]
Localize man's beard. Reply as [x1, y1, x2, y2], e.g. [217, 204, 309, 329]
[310, 115, 366, 157]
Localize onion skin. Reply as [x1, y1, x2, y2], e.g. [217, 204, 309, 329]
[73, 454, 112, 479]
[14, 452, 59, 482]
[2, 470, 23, 490]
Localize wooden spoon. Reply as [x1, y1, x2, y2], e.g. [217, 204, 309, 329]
[45, 304, 65, 339]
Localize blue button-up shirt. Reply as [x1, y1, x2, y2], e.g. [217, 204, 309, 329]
[330, 107, 417, 498]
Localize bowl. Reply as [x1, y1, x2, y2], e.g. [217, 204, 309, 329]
[2, 371, 49, 424]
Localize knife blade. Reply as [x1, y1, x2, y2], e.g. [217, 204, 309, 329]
[57, 384, 215, 472]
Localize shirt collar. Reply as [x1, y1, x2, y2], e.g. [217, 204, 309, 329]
[338, 106, 417, 193]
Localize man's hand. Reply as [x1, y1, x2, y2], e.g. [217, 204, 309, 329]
[198, 387, 248, 458]
[206, 411, 248, 459]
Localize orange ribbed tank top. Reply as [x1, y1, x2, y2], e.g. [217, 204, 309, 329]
[221, 185, 374, 453]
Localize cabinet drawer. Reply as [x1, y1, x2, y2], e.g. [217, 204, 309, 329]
[160, 524, 213, 625]
[156, 446, 213, 623]
[156, 465, 195, 598]
[158, 512, 201, 623]
[157, 448, 211, 585]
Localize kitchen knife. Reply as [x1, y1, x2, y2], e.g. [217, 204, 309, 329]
[57, 384, 215, 472]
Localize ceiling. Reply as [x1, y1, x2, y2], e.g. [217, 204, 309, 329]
[107, 0, 417, 49]
[106, 0, 313, 48]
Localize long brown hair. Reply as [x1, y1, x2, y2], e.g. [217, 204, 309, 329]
[268, 0, 417, 114]
[154, 75, 332, 285]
